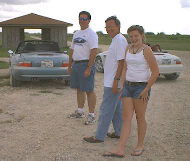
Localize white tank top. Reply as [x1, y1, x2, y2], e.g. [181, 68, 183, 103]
[125, 49, 151, 82]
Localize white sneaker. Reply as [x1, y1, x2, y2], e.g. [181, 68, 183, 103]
[84, 114, 96, 125]
[68, 110, 85, 118]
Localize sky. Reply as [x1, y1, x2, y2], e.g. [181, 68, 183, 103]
[0, 0, 190, 35]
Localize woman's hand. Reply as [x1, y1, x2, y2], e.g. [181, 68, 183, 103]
[138, 89, 149, 102]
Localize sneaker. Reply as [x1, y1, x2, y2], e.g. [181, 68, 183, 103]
[68, 110, 85, 118]
[84, 114, 96, 125]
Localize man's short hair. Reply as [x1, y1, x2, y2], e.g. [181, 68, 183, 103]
[79, 11, 91, 20]
[105, 16, 120, 27]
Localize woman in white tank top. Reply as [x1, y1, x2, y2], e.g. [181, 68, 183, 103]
[103, 25, 159, 157]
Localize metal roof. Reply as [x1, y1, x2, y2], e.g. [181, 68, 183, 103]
[0, 13, 73, 27]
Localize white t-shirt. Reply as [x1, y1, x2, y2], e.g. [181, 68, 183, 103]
[104, 33, 128, 87]
[71, 27, 98, 61]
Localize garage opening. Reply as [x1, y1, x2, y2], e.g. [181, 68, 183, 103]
[24, 29, 41, 40]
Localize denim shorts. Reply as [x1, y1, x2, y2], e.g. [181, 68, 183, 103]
[70, 62, 95, 92]
[121, 81, 151, 99]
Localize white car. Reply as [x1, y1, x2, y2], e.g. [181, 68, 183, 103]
[95, 51, 183, 80]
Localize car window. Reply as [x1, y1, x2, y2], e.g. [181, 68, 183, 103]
[16, 41, 60, 53]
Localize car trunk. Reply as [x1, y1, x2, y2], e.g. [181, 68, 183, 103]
[20, 52, 69, 67]
[154, 53, 176, 65]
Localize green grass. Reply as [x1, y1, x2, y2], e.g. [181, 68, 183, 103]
[0, 61, 9, 69]
[0, 75, 9, 79]
[68, 33, 190, 51]
[60, 46, 70, 54]
[0, 81, 9, 87]
[0, 120, 12, 124]
[0, 48, 11, 57]
[39, 90, 52, 94]
[145, 35, 190, 51]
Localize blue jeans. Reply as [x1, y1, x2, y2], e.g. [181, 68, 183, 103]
[95, 87, 122, 141]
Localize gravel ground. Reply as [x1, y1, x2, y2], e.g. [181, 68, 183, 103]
[0, 50, 190, 161]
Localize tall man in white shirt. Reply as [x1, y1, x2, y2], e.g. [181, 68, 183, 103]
[68, 11, 98, 125]
[84, 16, 128, 142]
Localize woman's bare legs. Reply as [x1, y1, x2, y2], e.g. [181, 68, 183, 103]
[105, 97, 134, 155]
[132, 99, 148, 155]
[103, 97, 148, 156]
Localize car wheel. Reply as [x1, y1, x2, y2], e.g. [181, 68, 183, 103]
[164, 73, 180, 80]
[64, 80, 70, 86]
[95, 56, 104, 73]
[10, 74, 20, 87]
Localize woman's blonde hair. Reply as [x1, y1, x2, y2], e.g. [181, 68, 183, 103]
[127, 25, 146, 43]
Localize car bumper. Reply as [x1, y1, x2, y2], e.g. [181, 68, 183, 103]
[158, 64, 183, 74]
[10, 66, 70, 81]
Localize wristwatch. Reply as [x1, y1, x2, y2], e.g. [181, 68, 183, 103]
[114, 77, 120, 80]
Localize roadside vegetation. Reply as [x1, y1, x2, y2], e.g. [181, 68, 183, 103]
[0, 61, 9, 69]
[0, 32, 190, 59]
[69, 32, 190, 51]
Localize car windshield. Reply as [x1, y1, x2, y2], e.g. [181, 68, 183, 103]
[16, 41, 60, 53]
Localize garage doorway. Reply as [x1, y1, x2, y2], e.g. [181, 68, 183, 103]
[24, 29, 41, 40]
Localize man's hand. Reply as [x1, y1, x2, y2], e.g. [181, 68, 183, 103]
[84, 67, 91, 78]
[112, 80, 119, 94]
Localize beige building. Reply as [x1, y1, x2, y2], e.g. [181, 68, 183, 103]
[0, 13, 73, 49]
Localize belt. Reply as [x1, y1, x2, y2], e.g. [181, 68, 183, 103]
[125, 81, 147, 86]
[74, 60, 89, 63]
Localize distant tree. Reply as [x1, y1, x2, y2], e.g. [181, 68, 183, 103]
[146, 32, 155, 35]
[96, 31, 104, 35]
[157, 32, 165, 36]
[176, 33, 181, 36]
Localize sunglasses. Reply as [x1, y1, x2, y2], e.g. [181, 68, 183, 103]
[79, 17, 88, 21]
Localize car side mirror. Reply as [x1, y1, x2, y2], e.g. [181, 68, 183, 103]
[63, 51, 68, 54]
[8, 50, 14, 54]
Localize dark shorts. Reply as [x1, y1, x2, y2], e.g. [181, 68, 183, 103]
[70, 62, 95, 92]
[122, 81, 151, 99]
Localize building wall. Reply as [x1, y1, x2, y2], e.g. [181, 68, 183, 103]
[42, 28, 50, 40]
[2, 27, 22, 49]
[1, 26, 68, 49]
[50, 27, 67, 48]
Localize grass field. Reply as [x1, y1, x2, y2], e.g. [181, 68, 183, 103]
[69, 33, 190, 51]
[0, 32, 190, 58]
[0, 61, 9, 69]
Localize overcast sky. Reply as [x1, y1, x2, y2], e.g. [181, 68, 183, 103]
[0, 0, 190, 35]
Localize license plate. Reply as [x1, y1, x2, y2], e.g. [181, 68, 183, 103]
[41, 60, 53, 67]
[161, 59, 171, 65]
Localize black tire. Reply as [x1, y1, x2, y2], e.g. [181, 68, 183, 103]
[164, 73, 180, 80]
[10, 74, 20, 87]
[95, 56, 104, 73]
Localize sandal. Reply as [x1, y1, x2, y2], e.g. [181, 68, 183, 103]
[103, 152, 124, 158]
[131, 149, 144, 156]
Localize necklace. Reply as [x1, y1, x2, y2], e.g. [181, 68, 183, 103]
[132, 46, 142, 54]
